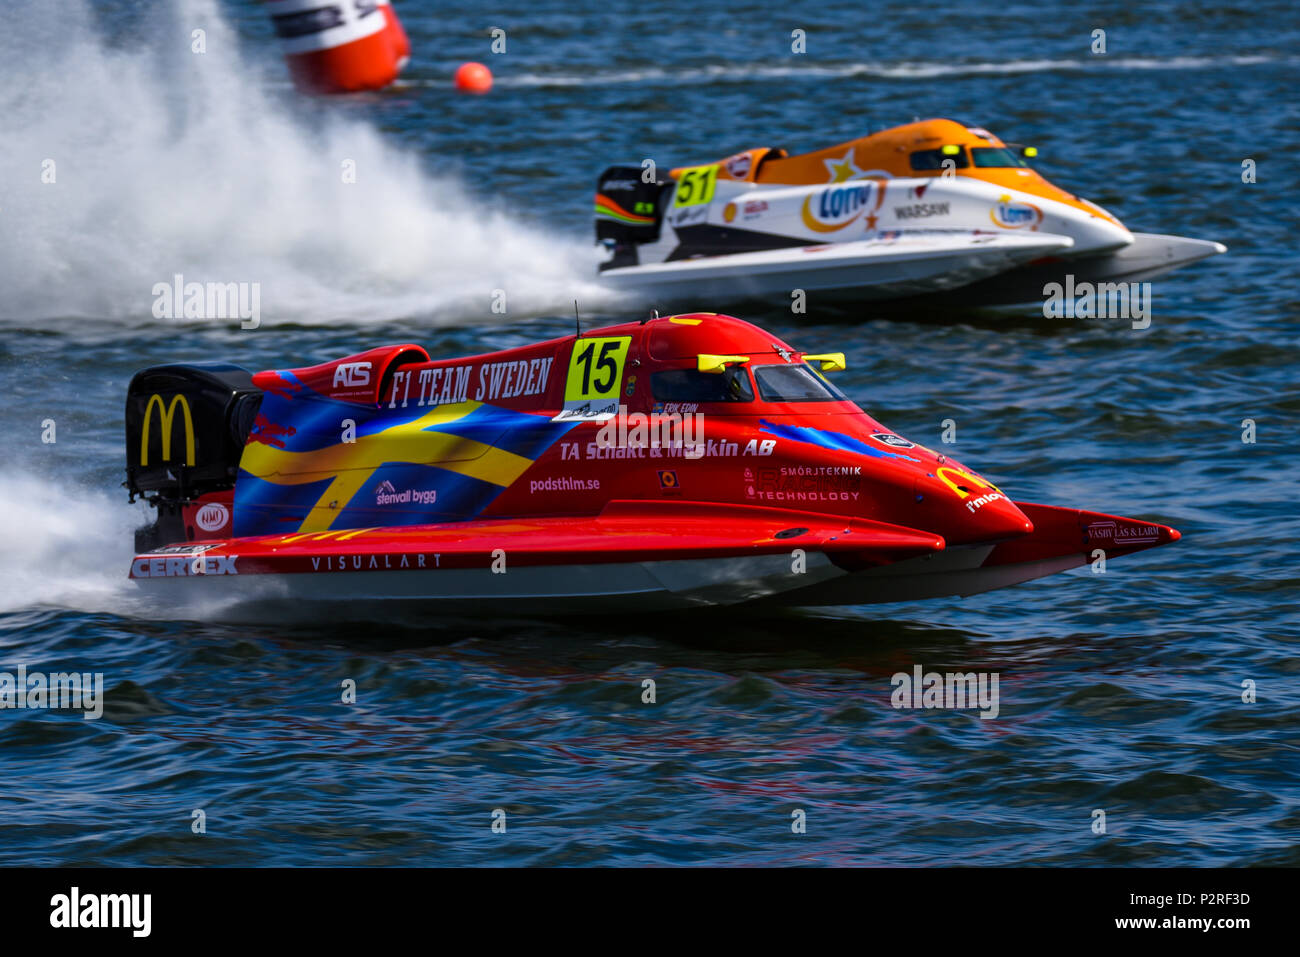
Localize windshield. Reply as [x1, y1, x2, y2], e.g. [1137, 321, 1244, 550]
[753, 363, 847, 402]
[970, 147, 1028, 168]
[651, 366, 753, 402]
[909, 148, 968, 170]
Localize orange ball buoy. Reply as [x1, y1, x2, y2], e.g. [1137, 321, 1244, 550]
[454, 62, 493, 94]
[265, 0, 409, 94]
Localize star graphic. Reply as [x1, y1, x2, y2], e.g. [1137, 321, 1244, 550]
[823, 149, 867, 183]
[865, 214, 878, 231]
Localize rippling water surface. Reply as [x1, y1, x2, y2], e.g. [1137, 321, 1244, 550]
[0, 0, 1296, 866]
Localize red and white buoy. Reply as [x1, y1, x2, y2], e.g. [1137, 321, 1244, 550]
[378, 0, 411, 70]
[264, 0, 409, 94]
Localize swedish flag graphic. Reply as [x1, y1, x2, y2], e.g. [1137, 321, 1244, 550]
[234, 381, 578, 537]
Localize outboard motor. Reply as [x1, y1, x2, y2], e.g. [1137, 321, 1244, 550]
[595, 164, 669, 270]
[125, 363, 262, 551]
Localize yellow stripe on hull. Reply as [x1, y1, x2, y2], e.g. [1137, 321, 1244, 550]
[238, 401, 536, 533]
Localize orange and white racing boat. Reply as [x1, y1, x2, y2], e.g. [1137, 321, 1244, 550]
[594, 118, 1225, 307]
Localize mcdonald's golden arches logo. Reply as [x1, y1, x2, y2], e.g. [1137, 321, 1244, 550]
[140, 394, 195, 467]
[936, 465, 1000, 500]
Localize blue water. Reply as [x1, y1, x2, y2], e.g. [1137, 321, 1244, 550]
[0, 0, 1297, 865]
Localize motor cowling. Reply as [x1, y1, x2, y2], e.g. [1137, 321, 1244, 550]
[595, 165, 668, 270]
[125, 363, 262, 551]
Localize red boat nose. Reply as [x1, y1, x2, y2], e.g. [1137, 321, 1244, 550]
[967, 492, 1035, 541]
[913, 473, 1034, 546]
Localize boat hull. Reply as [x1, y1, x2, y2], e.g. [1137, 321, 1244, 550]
[893, 231, 1229, 308]
[600, 232, 1075, 305]
[128, 501, 1176, 622]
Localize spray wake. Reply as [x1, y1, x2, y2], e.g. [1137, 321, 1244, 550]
[0, 470, 144, 617]
[0, 0, 604, 325]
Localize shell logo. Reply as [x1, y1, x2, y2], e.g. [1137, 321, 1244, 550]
[723, 203, 737, 223]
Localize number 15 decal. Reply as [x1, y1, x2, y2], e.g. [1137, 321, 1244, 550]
[556, 336, 631, 420]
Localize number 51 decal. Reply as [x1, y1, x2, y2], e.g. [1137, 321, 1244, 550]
[555, 336, 632, 421]
[672, 165, 718, 207]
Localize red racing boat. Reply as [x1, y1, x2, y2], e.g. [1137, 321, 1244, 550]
[124, 313, 1178, 620]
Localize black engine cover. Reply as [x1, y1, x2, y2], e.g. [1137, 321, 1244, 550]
[595, 165, 669, 269]
[125, 362, 261, 500]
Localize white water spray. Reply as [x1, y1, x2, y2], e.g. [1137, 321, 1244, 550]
[0, 471, 143, 617]
[0, 0, 606, 325]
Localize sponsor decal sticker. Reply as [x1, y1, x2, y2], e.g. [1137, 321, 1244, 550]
[894, 202, 950, 220]
[964, 491, 1004, 513]
[332, 361, 371, 389]
[671, 205, 708, 228]
[990, 194, 1043, 229]
[195, 502, 230, 532]
[309, 553, 440, 571]
[872, 433, 915, 448]
[529, 476, 600, 493]
[140, 394, 195, 467]
[1087, 521, 1160, 544]
[726, 153, 752, 178]
[374, 480, 437, 506]
[555, 336, 632, 421]
[935, 464, 1001, 499]
[745, 465, 862, 503]
[132, 555, 238, 577]
[672, 165, 719, 207]
[652, 401, 700, 414]
[801, 183, 875, 233]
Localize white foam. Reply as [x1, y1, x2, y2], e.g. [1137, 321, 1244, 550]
[0, 470, 146, 618]
[494, 54, 1283, 88]
[0, 0, 611, 325]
